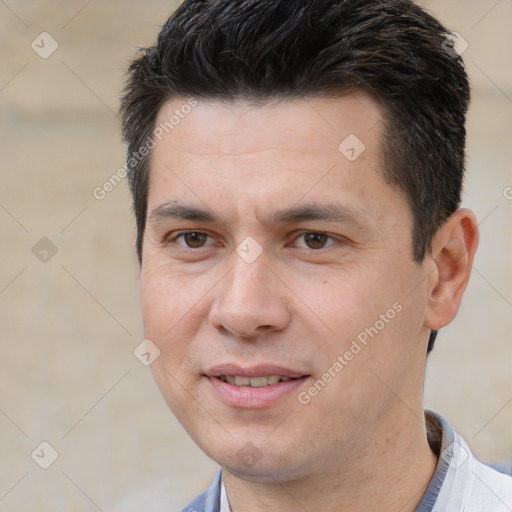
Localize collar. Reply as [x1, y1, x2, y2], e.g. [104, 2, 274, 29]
[220, 476, 231, 512]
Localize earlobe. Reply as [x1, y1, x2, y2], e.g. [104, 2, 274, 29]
[424, 209, 479, 331]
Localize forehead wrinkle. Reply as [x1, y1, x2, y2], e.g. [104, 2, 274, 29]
[173, 147, 334, 158]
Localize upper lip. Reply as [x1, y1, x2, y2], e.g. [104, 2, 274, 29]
[206, 364, 309, 379]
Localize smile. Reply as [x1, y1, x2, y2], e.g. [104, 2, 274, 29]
[217, 375, 293, 387]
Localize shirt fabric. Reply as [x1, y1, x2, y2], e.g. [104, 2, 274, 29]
[182, 409, 512, 512]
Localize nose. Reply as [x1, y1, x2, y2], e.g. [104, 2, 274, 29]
[208, 251, 292, 340]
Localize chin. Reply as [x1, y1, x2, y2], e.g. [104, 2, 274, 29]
[194, 430, 313, 484]
[221, 455, 315, 484]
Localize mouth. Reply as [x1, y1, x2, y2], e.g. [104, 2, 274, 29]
[216, 375, 296, 387]
[205, 364, 311, 408]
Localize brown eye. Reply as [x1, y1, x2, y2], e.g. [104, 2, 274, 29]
[293, 232, 337, 250]
[179, 232, 210, 248]
[304, 232, 329, 249]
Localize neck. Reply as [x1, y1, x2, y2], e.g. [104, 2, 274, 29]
[224, 407, 438, 512]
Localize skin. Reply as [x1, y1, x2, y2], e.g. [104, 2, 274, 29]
[139, 92, 479, 511]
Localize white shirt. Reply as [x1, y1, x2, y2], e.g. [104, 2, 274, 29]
[220, 478, 231, 512]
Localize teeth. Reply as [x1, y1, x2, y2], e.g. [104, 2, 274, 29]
[249, 376, 267, 387]
[220, 375, 295, 387]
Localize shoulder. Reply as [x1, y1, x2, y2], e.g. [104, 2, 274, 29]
[436, 433, 512, 511]
[424, 411, 512, 512]
[181, 469, 223, 512]
[466, 457, 512, 511]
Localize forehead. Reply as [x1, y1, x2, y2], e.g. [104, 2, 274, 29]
[146, 92, 408, 233]
[152, 91, 385, 159]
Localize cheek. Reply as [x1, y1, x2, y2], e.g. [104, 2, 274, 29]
[306, 261, 421, 372]
[139, 259, 192, 356]
[301, 268, 390, 344]
[139, 258, 215, 370]
[140, 263, 205, 416]
[140, 264, 173, 335]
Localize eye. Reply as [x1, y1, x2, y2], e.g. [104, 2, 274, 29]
[293, 232, 338, 250]
[173, 231, 217, 249]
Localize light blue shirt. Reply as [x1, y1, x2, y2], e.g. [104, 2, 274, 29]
[182, 410, 512, 512]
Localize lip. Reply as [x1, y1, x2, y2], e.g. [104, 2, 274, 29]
[204, 364, 310, 409]
[206, 364, 307, 379]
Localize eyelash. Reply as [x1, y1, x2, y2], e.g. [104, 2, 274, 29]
[168, 230, 340, 251]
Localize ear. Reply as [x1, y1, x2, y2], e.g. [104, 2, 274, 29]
[423, 208, 479, 330]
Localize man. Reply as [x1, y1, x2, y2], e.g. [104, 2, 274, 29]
[120, 1, 512, 510]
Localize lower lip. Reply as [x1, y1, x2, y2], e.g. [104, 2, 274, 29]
[207, 376, 309, 409]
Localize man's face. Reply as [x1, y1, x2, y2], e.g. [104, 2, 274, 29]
[139, 92, 433, 481]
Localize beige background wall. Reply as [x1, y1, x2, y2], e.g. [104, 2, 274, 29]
[0, 1, 511, 510]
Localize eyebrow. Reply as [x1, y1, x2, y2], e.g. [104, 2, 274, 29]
[148, 201, 369, 230]
[266, 203, 368, 226]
